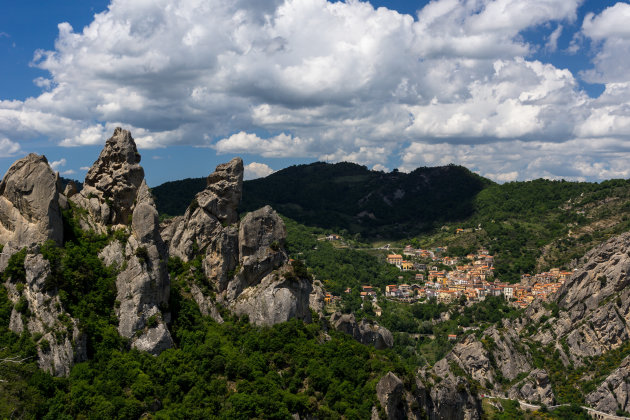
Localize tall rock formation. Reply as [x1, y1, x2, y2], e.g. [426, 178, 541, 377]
[162, 160, 313, 326]
[0, 154, 63, 270]
[71, 127, 144, 232]
[5, 254, 86, 376]
[0, 153, 84, 376]
[73, 128, 172, 354]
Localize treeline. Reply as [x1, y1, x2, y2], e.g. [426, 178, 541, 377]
[152, 161, 492, 237]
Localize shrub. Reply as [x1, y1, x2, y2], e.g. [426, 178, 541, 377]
[146, 314, 159, 328]
[39, 339, 51, 353]
[2, 247, 27, 282]
[135, 246, 150, 265]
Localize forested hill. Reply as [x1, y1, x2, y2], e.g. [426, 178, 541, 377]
[152, 161, 493, 238]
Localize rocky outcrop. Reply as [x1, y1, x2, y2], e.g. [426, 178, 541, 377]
[71, 127, 144, 232]
[228, 207, 312, 325]
[416, 358, 482, 420]
[114, 181, 172, 354]
[230, 268, 312, 326]
[485, 325, 531, 381]
[329, 312, 393, 350]
[163, 162, 314, 327]
[66, 128, 173, 354]
[375, 372, 407, 420]
[4, 254, 86, 376]
[508, 369, 555, 406]
[586, 355, 630, 415]
[0, 154, 63, 271]
[164, 157, 243, 266]
[309, 280, 325, 316]
[226, 205, 288, 300]
[448, 335, 494, 386]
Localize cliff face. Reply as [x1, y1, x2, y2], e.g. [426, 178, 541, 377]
[162, 160, 315, 326]
[0, 128, 318, 376]
[0, 154, 63, 271]
[0, 154, 85, 376]
[421, 230, 630, 415]
[70, 128, 173, 355]
[72, 127, 144, 231]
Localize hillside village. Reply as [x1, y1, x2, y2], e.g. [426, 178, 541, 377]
[324, 242, 570, 310]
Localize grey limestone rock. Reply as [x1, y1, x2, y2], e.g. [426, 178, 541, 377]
[375, 372, 407, 420]
[230, 269, 312, 326]
[508, 369, 555, 406]
[164, 158, 243, 295]
[202, 158, 243, 225]
[71, 127, 144, 231]
[0, 153, 63, 270]
[586, 355, 630, 415]
[226, 205, 288, 300]
[448, 335, 495, 386]
[5, 253, 86, 376]
[115, 181, 172, 355]
[416, 358, 482, 420]
[309, 280, 325, 316]
[190, 282, 224, 323]
[162, 158, 313, 328]
[329, 312, 393, 349]
[485, 326, 531, 381]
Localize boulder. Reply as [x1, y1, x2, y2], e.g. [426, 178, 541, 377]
[508, 369, 555, 406]
[0, 153, 63, 270]
[329, 312, 393, 349]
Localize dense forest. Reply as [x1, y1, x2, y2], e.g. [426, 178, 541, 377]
[153, 161, 492, 237]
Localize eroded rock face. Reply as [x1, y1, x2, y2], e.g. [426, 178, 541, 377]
[508, 369, 555, 406]
[115, 181, 173, 354]
[375, 372, 407, 420]
[0, 154, 63, 270]
[586, 355, 630, 415]
[448, 335, 495, 386]
[164, 166, 314, 327]
[329, 312, 393, 350]
[71, 127, 144, 231]
[165, 158, 243, 264]
[4, 254, 86, 376]
[226, 205, 288, 300]
[416, 359, 482, 420]
[230, 268, 312, 326]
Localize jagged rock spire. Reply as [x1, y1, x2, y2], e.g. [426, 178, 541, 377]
[75, 127, 144, 228]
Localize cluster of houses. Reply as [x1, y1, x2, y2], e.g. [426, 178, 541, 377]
[382, 246, 570, 307]
[321, 244, 572, 311]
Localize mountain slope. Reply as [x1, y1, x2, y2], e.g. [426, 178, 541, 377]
[153, 161, 493, 238]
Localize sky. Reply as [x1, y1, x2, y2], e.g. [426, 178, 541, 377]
[1, 0, 630, 185]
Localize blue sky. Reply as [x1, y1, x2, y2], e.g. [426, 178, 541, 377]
[1, 0, 630, 185]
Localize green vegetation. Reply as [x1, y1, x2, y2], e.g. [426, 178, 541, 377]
[153, 161, 492, 238]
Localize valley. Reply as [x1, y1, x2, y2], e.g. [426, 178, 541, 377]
[2, 130, 630, 419]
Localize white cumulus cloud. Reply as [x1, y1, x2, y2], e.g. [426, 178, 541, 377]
[50, 158, 67, 170]
[0, 137, 22, 158]
[244, 162, 275, 180]
[0, 0, 628, 181]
